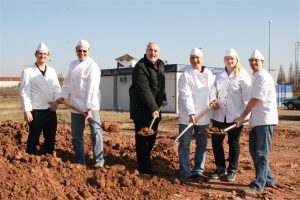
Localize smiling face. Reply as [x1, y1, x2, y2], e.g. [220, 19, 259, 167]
[190, 55, 203, 69]
[35, 50, 49, 65]
[146, 43, 160, 64]
[76, 46, 89, 62]
[224, 55, 238, 71]
[249, 58, 264, 72]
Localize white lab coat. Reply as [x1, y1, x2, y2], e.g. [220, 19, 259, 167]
[212, 68, 251, 123]
[60, 57, 101, 113]
[178, 67, 216, 125]
[20, 64, 61, 112]
[250, 68, 278, 127]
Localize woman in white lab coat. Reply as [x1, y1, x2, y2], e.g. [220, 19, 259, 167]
[20, 42, 61, 155]
[211, 49, 251, 181]
[58, 40, 104, 167]
[178, 48, 217, 183]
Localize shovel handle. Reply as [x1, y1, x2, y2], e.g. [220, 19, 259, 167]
[174, 106, 213, 144]
[63, 102, 102, 127]
[223, 119, 249, 132]
[149, 105, 163, 129]
[174, 122, 193, 143]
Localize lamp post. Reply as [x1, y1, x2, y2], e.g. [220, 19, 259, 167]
[268, 19, 272, 73]
[295, 41, 300, 85]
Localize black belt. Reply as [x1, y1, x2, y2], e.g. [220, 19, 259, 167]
[32, 108, 50, 112]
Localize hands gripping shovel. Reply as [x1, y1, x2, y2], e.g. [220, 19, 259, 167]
[137, 105, 163, 136]
[174, 106, 213, 144]
[62, 101, 102, 127]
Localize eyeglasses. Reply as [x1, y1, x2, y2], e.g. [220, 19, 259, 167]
[77, 50, 87, 53]
[248, 59, 261, 62]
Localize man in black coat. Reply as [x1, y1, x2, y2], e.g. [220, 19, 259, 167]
[129, 42, 168, 175]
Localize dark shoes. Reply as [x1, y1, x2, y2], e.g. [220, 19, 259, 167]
[139, 168, 158, 175]
[242, 187, 263, 197]
[210, 170, 227, 179]
[226, 171, 237, 181]
[190, 172, 210, 182]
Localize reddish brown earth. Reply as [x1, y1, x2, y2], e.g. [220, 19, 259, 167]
[0, 116, 299, 200]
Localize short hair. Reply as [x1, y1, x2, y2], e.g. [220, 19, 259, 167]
[147, 42, 160, 49]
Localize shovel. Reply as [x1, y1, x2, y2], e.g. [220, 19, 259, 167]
[149, 105, 163, 129]
[174, 106, 213, 144]
[63, 101, 102, 127]
[204, 119, 249, 135]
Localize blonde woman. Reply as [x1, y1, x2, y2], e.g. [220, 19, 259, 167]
[211, 49, 251, 181]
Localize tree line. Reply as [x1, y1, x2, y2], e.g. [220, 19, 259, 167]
[277, 63, 300, 85]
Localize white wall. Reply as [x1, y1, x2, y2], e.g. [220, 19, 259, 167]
[99, 72, 180, 113]
[163, 72, 177, 113]
[0, 81, 19, 87]
[117, 75, 131, 111]
[100, 76, 114, 110]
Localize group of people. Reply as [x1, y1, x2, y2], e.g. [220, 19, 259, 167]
[20, 40, 104, 168]
[129, 43, 278, 198]
[20, 41, 278, 198]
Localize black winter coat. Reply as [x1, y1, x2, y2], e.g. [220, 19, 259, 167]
[129, 55, 167, 123]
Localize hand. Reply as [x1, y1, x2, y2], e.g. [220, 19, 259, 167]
[210, 101, 220, 110]
[24, 111, 33, 123]
[48, 101, 58, 112]
[234, 116, 245, 128]
[85, 110, 93, 120]
[189, 115, 196, 125]
[56, 97, 64, 104]
[162, 101, 168, 107]
[152, 110, 159, 118]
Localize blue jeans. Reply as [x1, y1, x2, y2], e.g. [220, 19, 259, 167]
[71, 111, 104, 165]
[249, 125, 275, 192]
[178, 124, 208, 177]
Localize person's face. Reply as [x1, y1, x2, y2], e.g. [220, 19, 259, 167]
[35, 51, 49, 64]
[76, 46, 89, 62]
[190, 55, 203, 69]
[224, 56, 237, 70]
[146, 44, 160, 63]
[249, 58, 264, 72]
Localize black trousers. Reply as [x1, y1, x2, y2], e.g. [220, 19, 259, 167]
[27, 109, 57, 155]
[134, 120, 159, 173]
[211, 120, 243, 172]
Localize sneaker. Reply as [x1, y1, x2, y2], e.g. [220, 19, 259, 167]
[226, 171, 237, 181]
[191, 172, 210, 182]
[210, 170, 226, 179]
[242, 187, 263, 197]
[93, 162, 104, 168]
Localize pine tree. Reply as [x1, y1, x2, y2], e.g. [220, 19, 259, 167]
[277, 65, 286, 84]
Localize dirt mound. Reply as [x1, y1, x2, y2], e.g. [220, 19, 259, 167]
[0, 120, 299, 199]
[101, 121, 122, 133]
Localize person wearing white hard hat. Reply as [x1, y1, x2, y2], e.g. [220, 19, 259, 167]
[20, 42, 61, 155]
[235, 49, 278, 197]
[210, 49, 251, 181]
[177, 48, 218, 184]
[57, 40, 104, 168]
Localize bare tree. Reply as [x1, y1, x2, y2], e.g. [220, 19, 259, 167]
[277, 65, 286, 84]
[288, 63, 294, 85]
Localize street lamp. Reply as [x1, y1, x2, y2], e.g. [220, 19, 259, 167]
[295, 41, 300, 85]
[268, 19, 275, 73]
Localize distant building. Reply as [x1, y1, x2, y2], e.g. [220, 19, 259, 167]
[0, 77, 20, 87]
[115, 54, 137, 68]
[100, 64, 224, 113]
